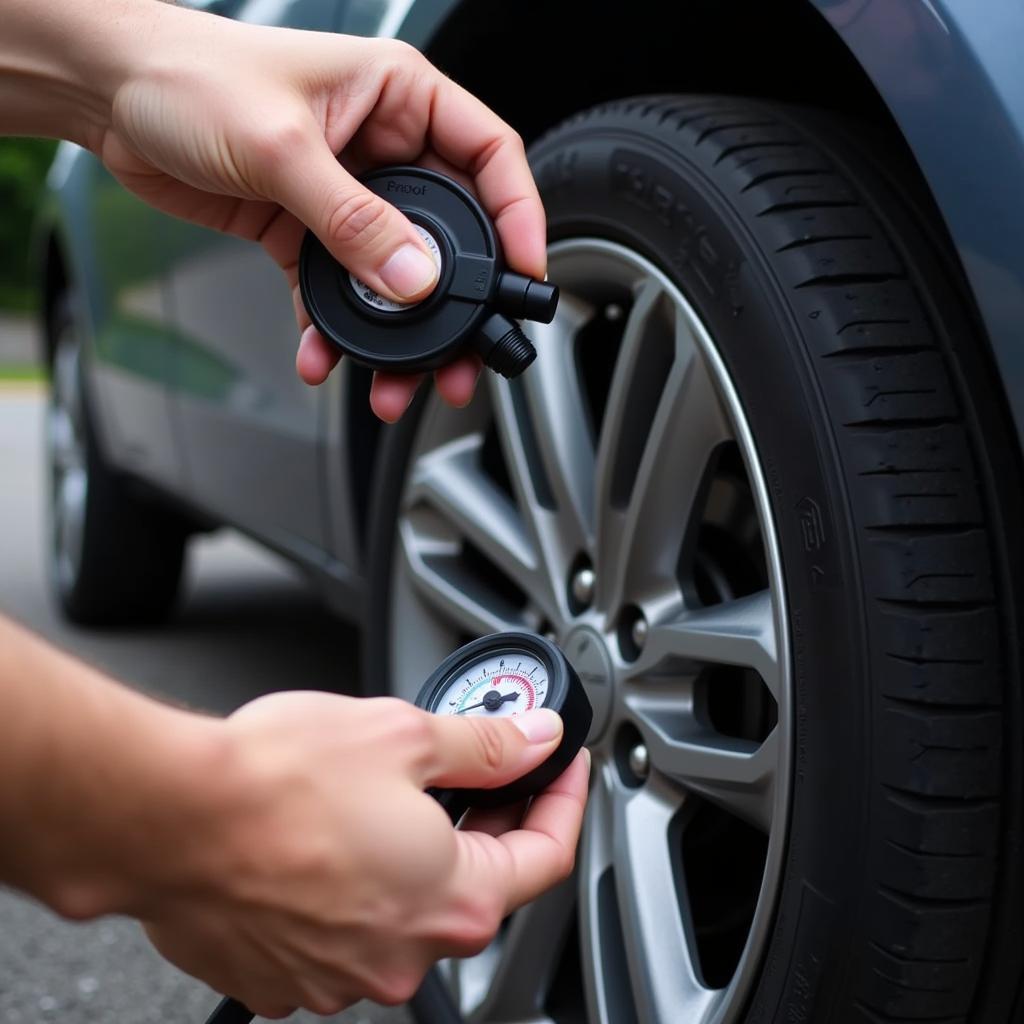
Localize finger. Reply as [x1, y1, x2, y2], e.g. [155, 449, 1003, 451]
[245, 1002, 296, 1020]
[491, 750, 590, 914]
[420, 708, 563, 790]
[296, 324, 341, 385]
[266, 123, 439, 305]
[428, 78, 547, 279]
[434, 355, 481, 408]
[370, 371, 423, 422]
[460, 799, 528, 838]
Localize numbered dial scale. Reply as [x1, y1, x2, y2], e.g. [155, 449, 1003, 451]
[416, 632, 593, 812]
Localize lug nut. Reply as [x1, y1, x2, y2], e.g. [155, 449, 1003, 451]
[628, 743, 650, 780]
[571, 566, 596, 609]
[630, 615, 648, 651]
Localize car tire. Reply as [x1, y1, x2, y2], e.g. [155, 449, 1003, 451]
[365, 96, 1023, 1023]
[47, 296, 188, 625]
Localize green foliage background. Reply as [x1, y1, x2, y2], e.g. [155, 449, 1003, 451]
[0, 138, 57, 311]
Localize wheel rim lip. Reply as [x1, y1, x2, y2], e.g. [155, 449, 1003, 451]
[388, 237, 792, 1024]
[47, 330, 88, 593]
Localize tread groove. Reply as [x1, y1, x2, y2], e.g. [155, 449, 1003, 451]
[868, 941, 969, 966]
[755, 199, 861, 214]
[882, 783, 998, 810]
[879, 884, 986, 911]
[694, 119, 777, 145]
[823, 345, 935, 360]
[876, 598, 994, 614]
[776, 233, 873, 253]
[740, 168, 835, 192]
[795, 272, 904, 289]
[883, 654, 987, 670]
[885, 837, 982, 860]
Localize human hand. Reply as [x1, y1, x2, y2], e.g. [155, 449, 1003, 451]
[93, 5, 546, 421]
[142, 693, 588, 1018]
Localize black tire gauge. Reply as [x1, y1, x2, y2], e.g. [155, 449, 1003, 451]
[413, 632, 592, 821]
[204, 633, 591, 1024]
[298, 166, 559, 378]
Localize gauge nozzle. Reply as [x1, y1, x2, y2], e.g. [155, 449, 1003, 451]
[496, 272, 560, 324]
[474, 312, 537, 378]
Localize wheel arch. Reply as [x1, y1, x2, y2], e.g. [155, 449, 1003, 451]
[401, 0, 1024, 461]
[352, 0, 905, 546]
[344, 0, 1024, 559]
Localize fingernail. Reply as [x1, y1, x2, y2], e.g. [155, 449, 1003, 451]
[380, 243, 438, 299]
[513, 709, 562, 743]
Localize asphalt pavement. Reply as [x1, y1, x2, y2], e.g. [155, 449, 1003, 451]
[0, 387, 412, 1024]
[0, 314, 38, 365]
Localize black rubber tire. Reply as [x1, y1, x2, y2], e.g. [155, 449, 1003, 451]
[49, 297, 188, 626]
[366, 96, 1024, 1023]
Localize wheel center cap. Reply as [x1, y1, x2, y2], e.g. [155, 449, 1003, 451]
[564, 625, 614, 742]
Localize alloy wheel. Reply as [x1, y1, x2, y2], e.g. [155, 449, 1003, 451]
[389, 239, 791, 1024]
[48, 327, 89, 595]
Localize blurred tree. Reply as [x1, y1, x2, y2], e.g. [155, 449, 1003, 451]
[0, 138, 57, 311]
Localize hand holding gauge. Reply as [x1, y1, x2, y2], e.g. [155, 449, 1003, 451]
[415, 632, 592, 822]
[205, 632, 591, 1024]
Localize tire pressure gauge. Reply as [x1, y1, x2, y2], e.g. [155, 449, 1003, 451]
[414, 632, 592, 820]
[203, 632, 590, 1024]
[298, 166, 559, 378]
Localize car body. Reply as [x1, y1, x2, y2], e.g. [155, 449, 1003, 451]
[35, 0, 1024, 621]
[34, 2, 1024, 1022]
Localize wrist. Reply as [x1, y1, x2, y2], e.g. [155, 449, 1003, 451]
[45, 698, 240, 922]
[0, 0, 182, 147]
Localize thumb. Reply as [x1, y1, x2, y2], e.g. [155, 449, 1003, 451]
[421, 709, 564, 791]
[270, 131, 439, 304]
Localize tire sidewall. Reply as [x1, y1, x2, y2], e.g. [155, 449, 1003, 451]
[529, 121, 869, 1020]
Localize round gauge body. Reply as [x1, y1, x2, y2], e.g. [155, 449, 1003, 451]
[298, 166, 558, 378]
[416, 632, 592, 811]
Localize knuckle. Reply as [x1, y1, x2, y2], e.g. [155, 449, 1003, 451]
[324, 188, 391, 250]
[383, 38, 423, 66]
[470, 718, 507, 772]
[378, 699, 433, 754]
[306, 992, 350, 1017]
[458, 903, 502, 955]
[557, 845, 576, 881]
[250, 118, 308, 169]
[372, 968, 423, 1006]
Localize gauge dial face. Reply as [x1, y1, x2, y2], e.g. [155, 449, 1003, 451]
[435, 650, 548, 718]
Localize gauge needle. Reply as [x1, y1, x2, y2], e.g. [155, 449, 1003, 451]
[457, 691, 521, 713]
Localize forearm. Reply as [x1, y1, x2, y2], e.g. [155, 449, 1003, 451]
[0, 0, 177, 147]
[0, 615, 232, 919]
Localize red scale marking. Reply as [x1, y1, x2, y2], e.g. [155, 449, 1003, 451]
[492, 672, 536, 711]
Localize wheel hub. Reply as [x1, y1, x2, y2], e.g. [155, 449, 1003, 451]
[563, 624, 615, 742]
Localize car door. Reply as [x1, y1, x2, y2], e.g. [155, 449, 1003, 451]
[165, 0, 342, 556]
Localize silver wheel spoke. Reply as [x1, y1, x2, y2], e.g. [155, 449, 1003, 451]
[468, 878, 576, 1023]
[397, 519, 523, 636]
[626, 697, 779, 833]
[578, 768, 625, 1024]
[635, 590, 780, 698]
[595, 283, 732, 611]
[488, 369, 580, 621]
[515, 295, 597, 552]
[48, 407, 82, 473]
[613, 778, 720, 1021]
[407, 436, 543, 605]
